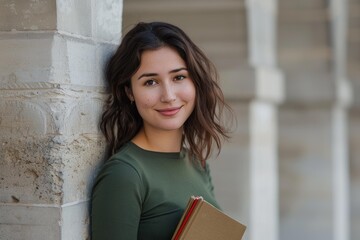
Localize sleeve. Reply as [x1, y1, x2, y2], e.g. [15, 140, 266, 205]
[204, 163, 222, 210]
[205, 163, 215, 194]
[91, 160, 144, 240]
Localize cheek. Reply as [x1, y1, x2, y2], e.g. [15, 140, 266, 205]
[134, 92, 157, 108]
[182, 82, 196, 103]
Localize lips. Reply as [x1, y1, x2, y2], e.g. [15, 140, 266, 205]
[156, 106, 182, 116]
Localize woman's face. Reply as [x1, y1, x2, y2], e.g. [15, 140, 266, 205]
[128, 46, 196, 135]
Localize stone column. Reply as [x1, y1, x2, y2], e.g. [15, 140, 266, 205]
[348, 0, 360, 239]
[246, 1, 284, 240]
[329, 1, 351, 240]
[0, 1, 122, 239]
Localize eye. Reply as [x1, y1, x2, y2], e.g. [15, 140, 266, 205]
[174, 75, 186, 81]
[144, 79, 157, 86]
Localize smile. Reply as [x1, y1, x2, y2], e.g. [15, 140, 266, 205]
[156, 106, 182, 116]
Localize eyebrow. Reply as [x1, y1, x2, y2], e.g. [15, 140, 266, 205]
[137, 67, 187, 80]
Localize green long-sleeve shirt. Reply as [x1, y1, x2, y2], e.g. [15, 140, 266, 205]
[91, 142, 219, 240]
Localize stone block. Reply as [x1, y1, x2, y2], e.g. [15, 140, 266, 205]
[95, 42, 118, 83]
[61, 201, 91, 240]
[63, 99, 103, 136]
[93, 0, 122, 42]
[0, 136, 64, 204]
[0, 204, 61, 240]
[0, 91, 106, 205]
[0, 0, 56, 31]
[58, 35, 116, 86]
[56, 0, 92, 37]
[57, 0, 122, 42]
[50, 34, 69, 85]
[60, 135, 106, 204]
[66, 40, 98, 86]
[0, 32, 55, 85]
[0, 100, 49, 138]
[1, 132, 103, 204]
[0, 132, 105, 206]
[65, 40, 116, 87]
[0, 201, 96, 240]
[0, 32, 117, 88]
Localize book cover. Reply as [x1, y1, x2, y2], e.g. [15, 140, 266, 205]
[172, 196, 247, 240]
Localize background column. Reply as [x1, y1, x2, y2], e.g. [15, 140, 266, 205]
[246, 1, 283, 240]
[348, 0, 360, 239]
[330, 0, 351, 239]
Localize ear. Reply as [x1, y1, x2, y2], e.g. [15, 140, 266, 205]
[125, 86, 134, 102]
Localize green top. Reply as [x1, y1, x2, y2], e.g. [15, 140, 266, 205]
[91, 142, 219, 240]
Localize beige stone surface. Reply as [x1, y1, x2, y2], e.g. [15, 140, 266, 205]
[278, 107, 334, 240]
[0, 0, 56, 31]
[349, 109, 360, 240]
[209, 102, 251, 224]
[0, 1, 122, 239]
[0, 204, 61, 240]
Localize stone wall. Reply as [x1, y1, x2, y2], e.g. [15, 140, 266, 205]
[0, 1, 122, 239]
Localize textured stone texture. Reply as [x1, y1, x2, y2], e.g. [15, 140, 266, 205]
[0, 84, 108, 206]
[0, 32, 116, 87]
[0, 204, 61, 240]
[56, 0, 122, 42]
[0, 1, 121, 239]
[93, 1, 122, 42]
[61, 201, 91, 240]
[0, 32, 55, 85]
[0, 0, 56, 31]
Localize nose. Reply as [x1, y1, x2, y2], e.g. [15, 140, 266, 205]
[160, 83, 176, 103]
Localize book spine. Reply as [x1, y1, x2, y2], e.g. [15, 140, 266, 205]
[180, 200, 205, 239]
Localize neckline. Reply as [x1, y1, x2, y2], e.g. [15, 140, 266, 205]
[128, 141, 186, 159]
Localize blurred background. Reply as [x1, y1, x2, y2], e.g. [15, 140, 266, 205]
[0, 0, 359, 240]
[122, 0, 360, 240]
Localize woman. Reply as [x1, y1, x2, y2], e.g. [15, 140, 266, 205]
[91, 21, 231, 240]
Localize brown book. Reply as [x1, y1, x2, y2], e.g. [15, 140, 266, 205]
[172, 196, 247, 240]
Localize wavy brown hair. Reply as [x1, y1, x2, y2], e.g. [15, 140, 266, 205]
[100, 22, 232, 166]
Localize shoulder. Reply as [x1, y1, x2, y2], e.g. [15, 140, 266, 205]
[92, 143, 145, 190]
[103, 142, 146, 173]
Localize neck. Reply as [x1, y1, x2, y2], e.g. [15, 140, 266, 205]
[132, 127, 183, 152]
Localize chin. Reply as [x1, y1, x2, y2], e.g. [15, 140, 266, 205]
[157, 123, 184, 131]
